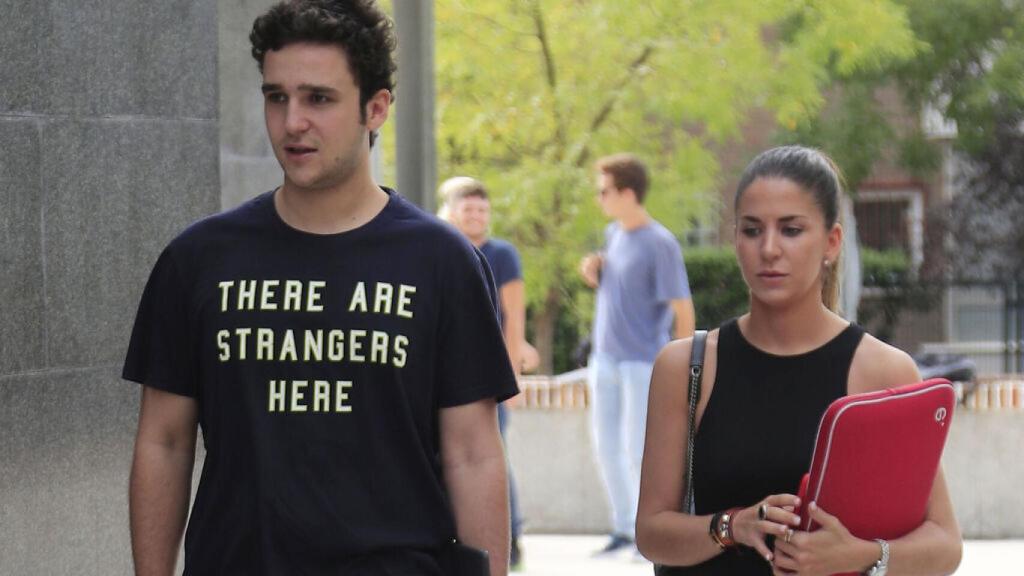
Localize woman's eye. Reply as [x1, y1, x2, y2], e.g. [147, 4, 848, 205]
[741, 227, 761, 237]
[782, 226, 803, 236]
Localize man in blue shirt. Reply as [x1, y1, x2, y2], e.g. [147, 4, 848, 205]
[441, 176, 536, 570]
[580, 153, 695, 557]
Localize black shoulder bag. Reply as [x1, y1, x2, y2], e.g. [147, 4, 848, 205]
[653, 329, 708, 576]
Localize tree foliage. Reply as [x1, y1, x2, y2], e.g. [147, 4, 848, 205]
[429, 0, 917, 372]
[786, 0, 1024, 281]
[942, 112, 1024, 281]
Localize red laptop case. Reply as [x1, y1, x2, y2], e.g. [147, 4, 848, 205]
[796, 379, 956, 544]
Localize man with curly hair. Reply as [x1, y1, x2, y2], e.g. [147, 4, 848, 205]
[124, 2, 517, 575]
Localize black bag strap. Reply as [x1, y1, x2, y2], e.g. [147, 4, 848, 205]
[654, 331, 710, 576]
[682, 330, 708, 515]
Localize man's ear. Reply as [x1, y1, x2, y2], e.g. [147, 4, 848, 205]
[365, 88, 391, 131]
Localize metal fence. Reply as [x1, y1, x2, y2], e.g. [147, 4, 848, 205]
[861, 280, 1024, 375]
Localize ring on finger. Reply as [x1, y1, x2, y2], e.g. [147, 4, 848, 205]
[784, 529, 794, 544]
[757, 503, 768, 521]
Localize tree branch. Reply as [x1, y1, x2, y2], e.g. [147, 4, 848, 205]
[530, 0, 569, 157]
[574, 44, 656, 167]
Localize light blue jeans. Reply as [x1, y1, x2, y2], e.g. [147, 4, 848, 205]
[497, 403, 522, 538]
[587, 353, 654, 538]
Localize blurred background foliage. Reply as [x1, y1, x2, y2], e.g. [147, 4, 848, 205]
[430, 0, 918, 372]
[378, 0, 1024, 372]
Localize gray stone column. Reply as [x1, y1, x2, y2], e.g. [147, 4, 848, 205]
[0, 1, 221, 573]
[393, 0, 437, 211]
[219, 0, 282, 210]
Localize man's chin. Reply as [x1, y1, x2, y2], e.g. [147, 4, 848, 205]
[283, 174, 330, 194]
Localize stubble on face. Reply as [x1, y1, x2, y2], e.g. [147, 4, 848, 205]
[261, 42, 370, 196]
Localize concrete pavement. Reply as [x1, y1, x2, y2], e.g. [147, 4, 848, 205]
[513, 535, 1024, 575]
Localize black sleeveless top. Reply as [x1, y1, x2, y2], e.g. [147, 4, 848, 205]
[663, 319, 864, 575]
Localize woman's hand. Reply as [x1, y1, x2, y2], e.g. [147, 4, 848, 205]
[731, 494, 802, 563]
[771, 502, 876, 576]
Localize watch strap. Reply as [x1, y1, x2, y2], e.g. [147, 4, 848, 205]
[709, 507, 740, 549]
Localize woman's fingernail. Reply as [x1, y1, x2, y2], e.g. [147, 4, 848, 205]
[766, 552, 773, 562]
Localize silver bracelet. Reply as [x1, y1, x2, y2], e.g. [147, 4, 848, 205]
[863, 539, 889, 576]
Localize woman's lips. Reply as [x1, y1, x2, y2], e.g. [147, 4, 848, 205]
[758, 271, 787, 282]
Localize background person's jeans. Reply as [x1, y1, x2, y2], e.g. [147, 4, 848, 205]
[587, 353, 654, 538]
[497, 402, 522, 538]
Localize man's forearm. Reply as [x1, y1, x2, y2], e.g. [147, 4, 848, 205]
[444, 452, 510, 576]
[129, 441, 195, 576]
[672, 298, 696, 340]
[500, 280, 527, 376]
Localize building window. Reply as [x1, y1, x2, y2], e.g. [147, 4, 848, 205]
[854, 189, 924, 272]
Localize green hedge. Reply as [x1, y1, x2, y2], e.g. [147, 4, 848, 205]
[544, 246, 922, 371]
[861, 248, 911, 285]
[687, 246, 918, 329]
[685, 247, 749, 329]
[857, 248, 939, 343]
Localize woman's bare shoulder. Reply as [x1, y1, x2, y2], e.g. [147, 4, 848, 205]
[849, 331, 921, 394]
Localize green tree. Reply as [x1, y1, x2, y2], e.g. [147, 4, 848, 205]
[432, 0, 917, 373]
[785, 0, 1024, 251]
[896, 0, 1024, 282]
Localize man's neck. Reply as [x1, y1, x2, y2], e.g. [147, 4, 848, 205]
[468, 234, 488, 248]
[275, 169, 388, 235]
[617, 205, 650, 231]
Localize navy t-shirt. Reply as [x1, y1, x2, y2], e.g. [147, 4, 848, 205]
[478, 238, 522, 326]
[123, 189, 518, 575]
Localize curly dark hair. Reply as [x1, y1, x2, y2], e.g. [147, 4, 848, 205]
[250, 0, 397, 145]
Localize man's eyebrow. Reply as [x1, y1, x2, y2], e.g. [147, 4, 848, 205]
[260, 83, 339, 94]
[298, 84, 338, 93]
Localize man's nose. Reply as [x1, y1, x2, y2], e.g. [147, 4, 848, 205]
[285, 103, 310, 134]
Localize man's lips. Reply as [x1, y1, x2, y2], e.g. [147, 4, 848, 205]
[284, 145, 317, 155]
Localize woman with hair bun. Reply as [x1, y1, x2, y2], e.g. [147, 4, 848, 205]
[636, 146, 962, 575]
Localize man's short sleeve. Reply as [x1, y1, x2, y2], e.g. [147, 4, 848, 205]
[122, 248, 198, 397]
[489, 242, 522, 288]
[653, 234, 691, 303]
[436, 243, 519, 407]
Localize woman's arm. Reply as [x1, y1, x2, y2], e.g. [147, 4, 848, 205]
[636, 338, 723, 565]
[637, 334, 795, 565]
[772, 338, 963, 575]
